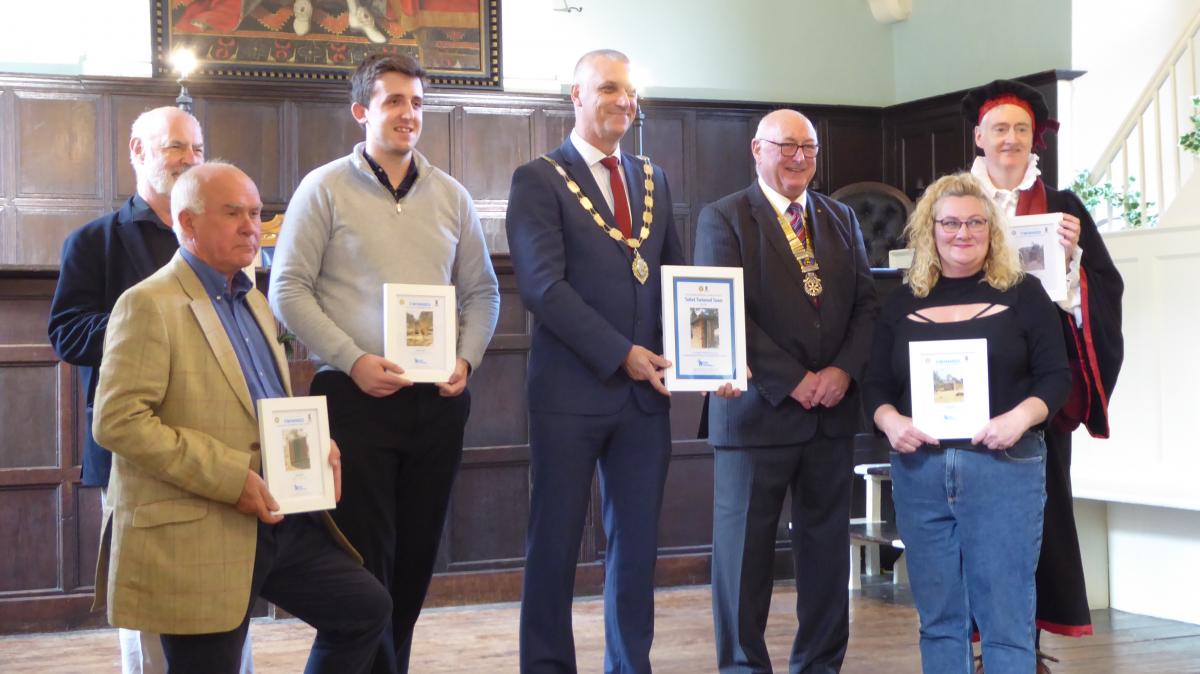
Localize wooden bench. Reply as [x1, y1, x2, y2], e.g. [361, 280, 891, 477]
[849, 463, 906, 589]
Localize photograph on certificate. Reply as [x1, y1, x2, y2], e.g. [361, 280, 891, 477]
[383, 284, 457, 383]
[402, 295, 446, 368]
[909, 338, 989, 440]
[1008, 213, 1067, 302]
[257, 396, 335, 515]
[661, 265, 748, 392]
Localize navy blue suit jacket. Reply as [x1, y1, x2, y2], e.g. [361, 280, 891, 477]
[48, 195, 174, 486]
[695, 183, 879, 447]
[506, 138, 684, 416]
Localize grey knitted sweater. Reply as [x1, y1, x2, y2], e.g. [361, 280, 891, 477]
[269, 143, 499, 375]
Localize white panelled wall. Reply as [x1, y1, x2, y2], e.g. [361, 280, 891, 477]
[1071, 194, 1200, 623]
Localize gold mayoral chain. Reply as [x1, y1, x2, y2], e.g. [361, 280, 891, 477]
[774, 207, 824, 298]
[540, 154, 655, 284]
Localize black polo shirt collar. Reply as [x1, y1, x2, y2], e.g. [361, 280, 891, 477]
[362, 150, 419, 202]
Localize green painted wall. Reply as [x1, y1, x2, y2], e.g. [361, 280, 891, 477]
[502, 0, 896, 106]
[891, 0, 1072, 103]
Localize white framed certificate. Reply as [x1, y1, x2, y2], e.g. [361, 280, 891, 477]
[257, 396, 335, 515]
[909, 338, 990, 440]
[383, 283, 457, 383]
[1008, 213, 1067, 302]
[661, 265, 748, 392]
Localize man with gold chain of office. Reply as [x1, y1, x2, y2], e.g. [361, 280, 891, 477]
[505, 48, 685, 673]
[695, 108, 879, 674]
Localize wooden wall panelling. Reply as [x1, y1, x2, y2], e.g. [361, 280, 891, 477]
[1031, 78, 1062, 188]
[694, 113, 756, 212]
[75, 484, 102, 590]
[0, 89, 12, 205]
[0, 486, 62, 592]
[293, 102, 365, 188]
[461, 349, 529, 449]
[447, 445, 531, 571]
[461, 106, 534, 201]
[623, 109, 689, 199]
[0, 360, 60, 469]
[110, 94, 177, 200]
[931, 114, 967, 194]
[0, 277, 56, 343]
[623, 108, 693, 256]
[420, 104, 454, 176]
[202, 100, 285, 207]
[14, 92, 104, 200]
[822, 114, 885, 191]
[4, 207, 107, 267]
[538, 109, 575, 158]
[670, 209, 693, 265]
[888, 114, 964, 201]
[0, 337, 95, 630]
[0, 205, 8, 259]
[449, 265, 530, 572]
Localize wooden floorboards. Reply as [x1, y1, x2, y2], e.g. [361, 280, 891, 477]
[2, 582, 1199, 673]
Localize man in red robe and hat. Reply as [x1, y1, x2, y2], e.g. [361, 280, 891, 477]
[961, 79, 1125, 674]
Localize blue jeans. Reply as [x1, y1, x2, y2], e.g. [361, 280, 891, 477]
[891, 432, 1047, 674]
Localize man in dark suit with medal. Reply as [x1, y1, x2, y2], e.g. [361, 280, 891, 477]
[505, 49, 684, 674]
[695, 109, 879, 674]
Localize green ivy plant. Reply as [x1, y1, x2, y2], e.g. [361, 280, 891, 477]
[1181, 95, 1200, 155]
[1069, 171, 1158, 229]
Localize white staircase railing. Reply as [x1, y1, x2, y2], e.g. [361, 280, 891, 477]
[1088, 10, 1200, 229]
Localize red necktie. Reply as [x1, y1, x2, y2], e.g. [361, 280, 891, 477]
[599, 156, 633, 239]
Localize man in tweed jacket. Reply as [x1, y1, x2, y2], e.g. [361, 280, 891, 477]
[93, 162, 390, 673]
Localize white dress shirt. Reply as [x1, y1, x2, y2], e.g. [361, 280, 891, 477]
[570, 130, 633, 220]
[757, 178, 808, 220]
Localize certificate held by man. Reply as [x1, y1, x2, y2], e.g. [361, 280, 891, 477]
[661, 265, 748, 392]
[257, 396, 337, 514]
[1008, 213, 1068, 302]
[383, 283, 458, 383]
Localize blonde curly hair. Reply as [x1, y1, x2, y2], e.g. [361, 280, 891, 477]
[903, 172, 1023, 298]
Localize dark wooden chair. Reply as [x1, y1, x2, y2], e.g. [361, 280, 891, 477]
[831, 182, 914, 268]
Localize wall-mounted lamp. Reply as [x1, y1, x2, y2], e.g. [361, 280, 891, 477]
[868, 0, 911, 24]
[170, 48, 199, 114]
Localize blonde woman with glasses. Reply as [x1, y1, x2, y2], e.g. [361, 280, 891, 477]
[863, 172, 1070, 674]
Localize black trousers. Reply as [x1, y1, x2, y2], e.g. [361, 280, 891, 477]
[311, 371, 470, 674]
[711, 433, 853, 674]
[160, 514, 391, 674]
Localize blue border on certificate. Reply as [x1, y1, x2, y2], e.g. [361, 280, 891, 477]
[672, 276, 737, 380]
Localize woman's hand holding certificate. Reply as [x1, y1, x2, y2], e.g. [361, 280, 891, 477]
[873, 404, 939, 454]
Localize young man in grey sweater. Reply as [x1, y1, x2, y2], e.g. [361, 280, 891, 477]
[269, 53, 499, 674]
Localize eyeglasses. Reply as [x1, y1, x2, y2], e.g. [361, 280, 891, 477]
[935, 218, 989, 234]
[757, 138, 820, 158]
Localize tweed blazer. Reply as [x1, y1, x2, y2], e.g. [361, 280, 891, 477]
[92, 253, 356, 634]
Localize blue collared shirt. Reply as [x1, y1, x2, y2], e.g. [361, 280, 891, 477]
[180, 249, 286, 410]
